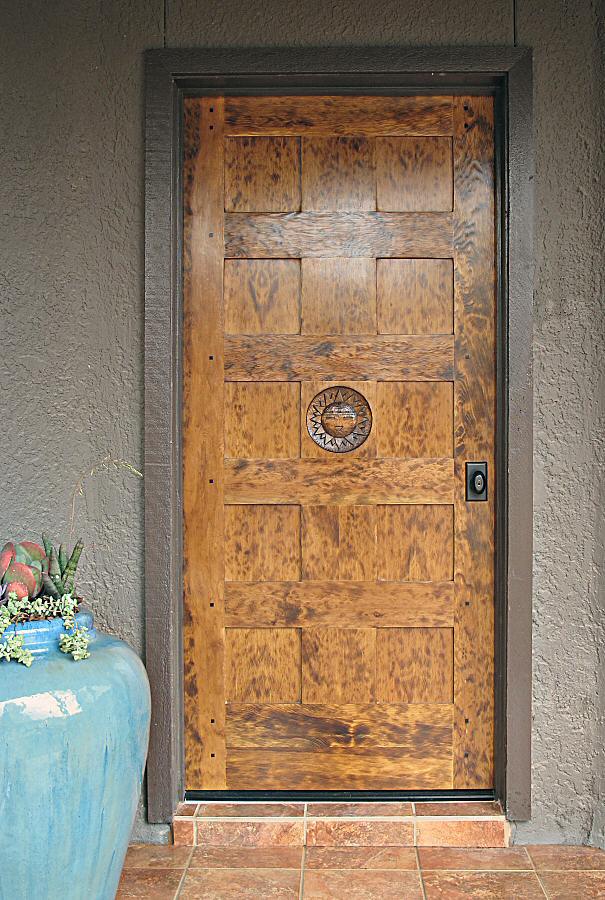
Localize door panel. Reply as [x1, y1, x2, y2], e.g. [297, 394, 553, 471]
[183, 94, 495, 790]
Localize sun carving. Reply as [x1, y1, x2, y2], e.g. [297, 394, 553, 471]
[306, 386, 372, 454]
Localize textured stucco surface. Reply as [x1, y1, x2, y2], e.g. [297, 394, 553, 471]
[1, 0, 603, 845]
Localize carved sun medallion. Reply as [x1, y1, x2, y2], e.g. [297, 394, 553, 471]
[306, 386, 372, 453]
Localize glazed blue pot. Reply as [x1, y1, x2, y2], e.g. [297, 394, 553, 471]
[0, 612, 150, 900]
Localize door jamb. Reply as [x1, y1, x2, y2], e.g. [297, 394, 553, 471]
[144, 45, 533, 824]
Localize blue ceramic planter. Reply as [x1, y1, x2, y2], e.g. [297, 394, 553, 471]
[0, 612, 150, 900]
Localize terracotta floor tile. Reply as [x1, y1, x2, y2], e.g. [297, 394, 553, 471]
[537, 870, 605, 898]
[303, 868, 424, 899]
[190, 846, 303, 868]
[419, 846, 532, 870]
[175, 802, 199, 817]
[526, 843, 605, 870]
[197, 818, 304, 847]
[415, 801, 503, 817]
[422, 870, 546, 898]
[416, 818, 508, 847]
[197, 802, 304, 818]
[180, 867, 300, 898]
[124, 844, 192, 868]
[116, 867, 184, 899]
[306, 801, 413, 817]
[305, 845, 418, 869]
[173, 818, 196, 846]
[306, 818, 414, 847]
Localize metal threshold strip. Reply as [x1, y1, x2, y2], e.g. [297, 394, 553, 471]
[185, 788, 496, 803]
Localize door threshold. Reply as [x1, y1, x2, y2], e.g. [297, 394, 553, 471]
[184, 788, 495, 803]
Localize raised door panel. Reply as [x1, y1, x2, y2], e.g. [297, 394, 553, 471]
[301, 137, 375, 211]
[377, 258, 454, 335]
[224, 505, 301, 582]
[224, 136, 301, 211]
[224, 382, 300, 458]
[225, 628, 302, 703]
[224, 259, 301, 335]
[376, 137, 453, 211]
[302, 628, 376, 704]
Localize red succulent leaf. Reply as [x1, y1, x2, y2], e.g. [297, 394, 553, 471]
[3, 561, 37, 597]
[0, 543, 15, 580]
[4, 581, 29, 601]
[18, 541, 46, 563]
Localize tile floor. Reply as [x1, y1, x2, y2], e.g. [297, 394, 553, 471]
[171, 800, 510, 849]
[118, 841, 605, 898]
[117, 802, 605, 898]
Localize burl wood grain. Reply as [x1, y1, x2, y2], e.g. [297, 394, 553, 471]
[182, 98, 226, 786]
[224, 382, 300, 458]
[224, 259, 301, 334]
[377, 137, 453, 212]
[226, 748, 453, 790]
[224, 136, 300, 212]
[376, 628, 454, 703]
[376, 382, 453, 458]
[302, 137, 375, 210]
[224, 580, 454, 628]
[224, 505, 301, 581]
[225, 457, 454, 505]
[377, 258, 454, 335]
[302, 506, 377, 580]
[225, 335, 454, 381]
[224, 212, 453, 258]
[224, 95, 454, 136]
[226, 703, 453, 750]
[302, 628, 377, 704]
[301, 258, 377, 334]
[225, 628, 301, 702]
[377, 505, 454, 582]
[452, 97, 496, 787]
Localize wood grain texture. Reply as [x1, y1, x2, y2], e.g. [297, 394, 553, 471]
[377, 258, 454, 335]
[302, 137, 375, 210]
[377, 505, 454, 582]
[225, 628, 301, 702]
[224, 580, 454, 627]
[224, 505, 301, 581]
[301, 258, 377, 334]
[301, 381, 377, 459]
[452, 97, 496, 787]
[377, 137, 453, 212]
[224, 259, 301, 334]
[226, 748, 453, 790]
[225, 335, 454, 381]
[225, 457, 454, 505]
[182, 98, 226, 787]
[226, 703, 453, 750]
[224, 382, 300, 459]
[376, 627, 454, 703]
[302, 506, 377, 580]
[302, 628, 376, 703]
[225, 95, 454, 136]
[224, 212, 453, 258]
[376, 382, 453, 458]
[224, 136, 300, 212]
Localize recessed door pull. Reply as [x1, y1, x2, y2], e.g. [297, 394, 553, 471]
[466, 462, 488, 501]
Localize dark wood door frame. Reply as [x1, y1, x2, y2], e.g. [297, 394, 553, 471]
[144, 45, 533, 824]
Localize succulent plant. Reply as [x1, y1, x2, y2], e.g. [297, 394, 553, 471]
[40, 535, 84, 599]
[0, 541, 46, 600]
[0, 536, 84, 601]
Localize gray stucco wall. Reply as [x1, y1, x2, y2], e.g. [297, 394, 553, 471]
[1, 0, 603, 845]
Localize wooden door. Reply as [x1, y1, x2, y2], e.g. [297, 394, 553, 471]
[183, 95, 495, 790]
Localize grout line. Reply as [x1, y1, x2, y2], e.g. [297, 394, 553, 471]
[173, 846, 195, 899]
[526, 849, 550, 899]
[299, 845, 307, 900]
[415, 847, 428, 900]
